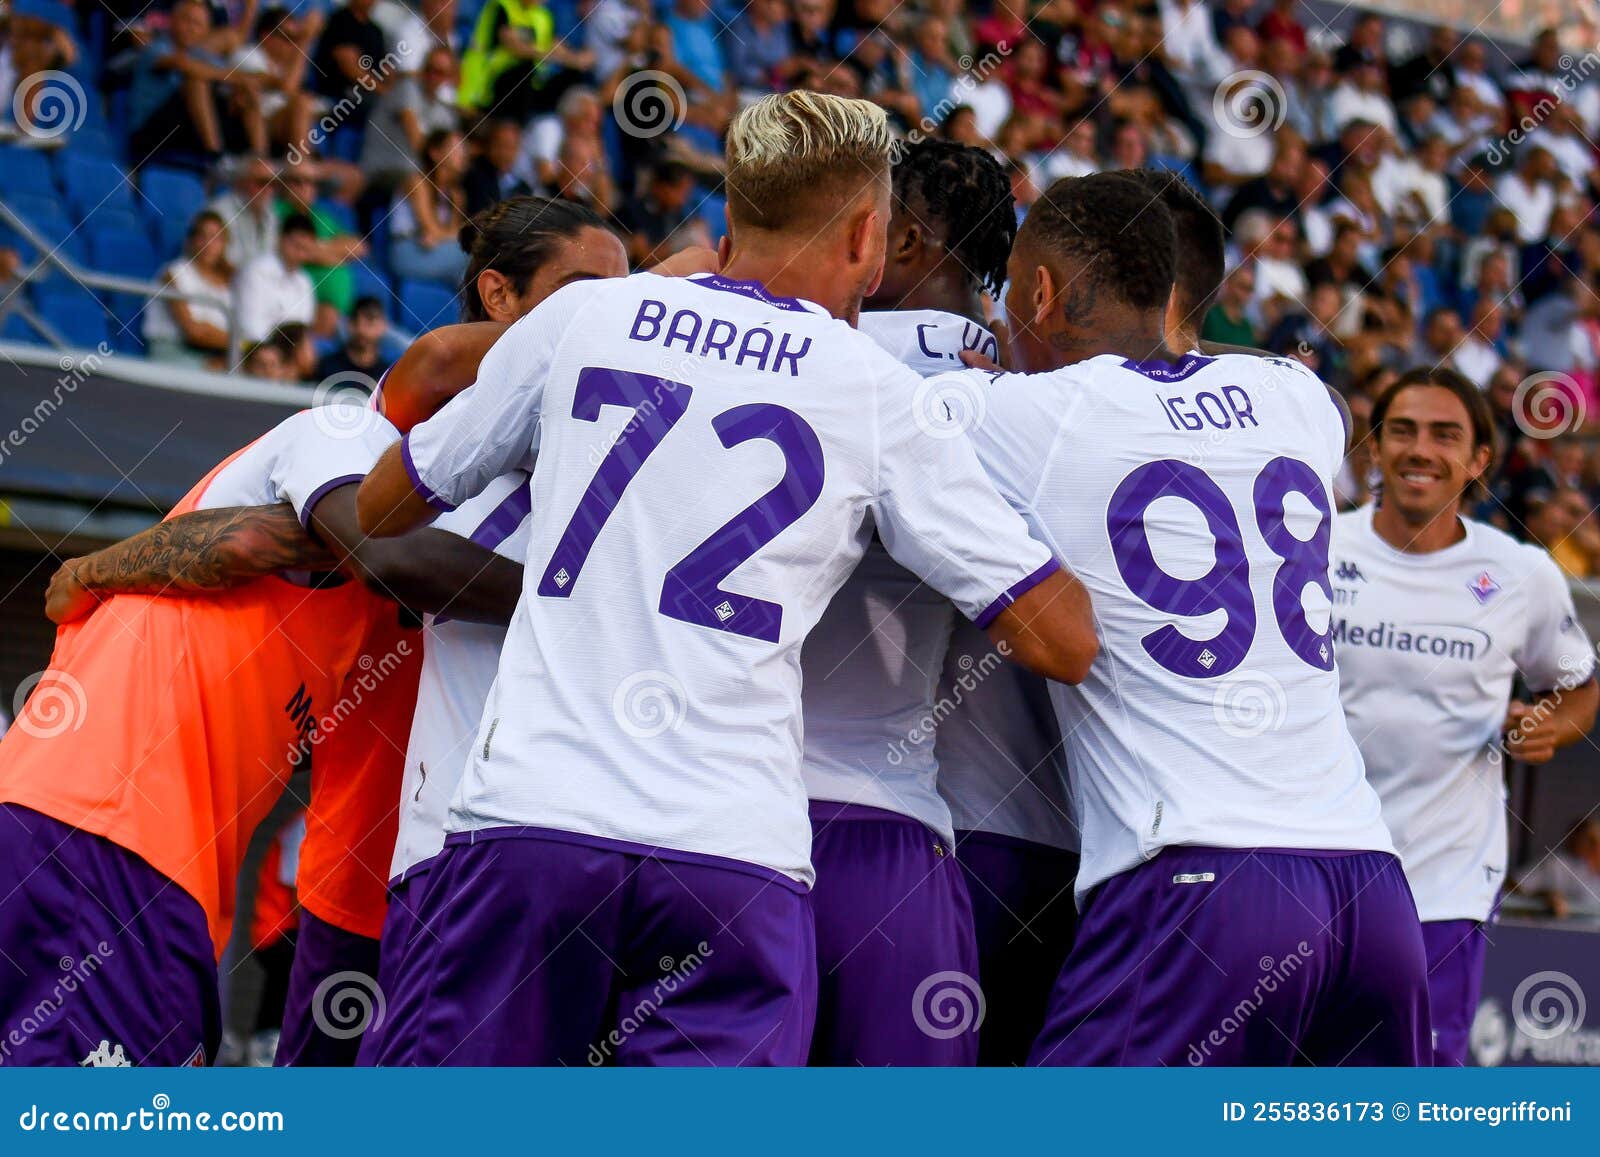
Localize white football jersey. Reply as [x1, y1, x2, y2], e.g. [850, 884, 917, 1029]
[1331, 504, 1594, 922]
[403, 273, 1057, 884]
[798, 310, 997, 840]
[964, 351, 1395, 897]
[390, 471, 532, 881]
[199, 406, 399, 522]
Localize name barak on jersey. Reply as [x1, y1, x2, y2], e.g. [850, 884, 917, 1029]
[629, 300, 813, 377]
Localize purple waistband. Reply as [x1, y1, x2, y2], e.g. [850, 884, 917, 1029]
[443, 825, 811, 894]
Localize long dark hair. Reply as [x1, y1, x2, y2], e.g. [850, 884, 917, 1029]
[457, 195, 610, 322]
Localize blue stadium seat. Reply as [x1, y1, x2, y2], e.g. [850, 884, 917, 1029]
[0, 146, 59, 196]
[140, 166, 208, 257]
[320, 200, 357, 234]
[348, 260, 393, 311]
[57, 152, 138, 219]
[34, 283, 112, 349]
[69, 127, 120, 159]
[0, 195, 87, 268]
[90, 228, 160, 280]
[397, 279, 458, 333]
[109, 292, 148, 355]
[83, 206, 144, 237]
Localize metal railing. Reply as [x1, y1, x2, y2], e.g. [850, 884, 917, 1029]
[0, 196, 244, 363]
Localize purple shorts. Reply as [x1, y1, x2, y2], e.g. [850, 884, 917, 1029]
[368, 826, 816, 1066]
[1421, 919, 1488, 1067]
[1030, 846, 1430, 1067]
[0, 804, 219, 1067]
[808, 801, 979, 1066]
[274, 910, 381, 1067]
[355, 861, 434, 1067]
[955, 830, 1079, 1066]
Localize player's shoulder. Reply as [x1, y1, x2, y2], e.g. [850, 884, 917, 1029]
[1466, 516, 1563, 580]
[271, 405, 398, 448]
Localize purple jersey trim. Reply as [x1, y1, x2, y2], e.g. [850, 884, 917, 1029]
[468, 478, 533, 550]
[691, 274, 809, 314]
[1121, 352, 1213, 381]
[298, 474, 365, 532]
[973, 558, 1062, 628]
[444, 825, 811, 894]
[401, 432, 457, 513]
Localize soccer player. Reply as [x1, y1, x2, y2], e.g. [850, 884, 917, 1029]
[1331, 368, 1597, 1066]
[955, 172, 1429, 1066]
[356, 92, 1098, 1066]
[797, 139, 1017, 1066]
[1126, 169, 1228, 356]
[0, 407, 520, 1066]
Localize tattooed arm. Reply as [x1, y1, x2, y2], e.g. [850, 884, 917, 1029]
[45, 503, 335, 624]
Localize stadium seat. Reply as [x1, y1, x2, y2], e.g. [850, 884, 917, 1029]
[0, 311, 41, 344]
[348, 260, 393, 311]
[57, 152, 138, 219]
[0, 195, 87, 268]
[397, 279, 459, 334]
[34, 282, 113, 349]
[139, 166, 208, 257]
[90, 228, 160, 280]
[0, 146, 59, 196]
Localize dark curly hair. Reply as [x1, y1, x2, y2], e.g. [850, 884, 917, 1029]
[1020, 173, 1175, 313]
[1125, 168, 1224, 321]
[892, 139, 1016, 299]
[457, 196, 611, 322]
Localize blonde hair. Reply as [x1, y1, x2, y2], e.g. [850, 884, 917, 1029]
[725, 92, 891, 232]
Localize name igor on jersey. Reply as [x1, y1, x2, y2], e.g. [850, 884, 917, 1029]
[1331, 504, 1594, 923]
[964, 351, 1395, 896]
[796, 310, 997, 840]
[391, 471, 532, 881]
[402, 273, 1057, 884]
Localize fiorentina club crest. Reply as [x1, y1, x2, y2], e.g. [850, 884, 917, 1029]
[1467, 570, 1502, 605]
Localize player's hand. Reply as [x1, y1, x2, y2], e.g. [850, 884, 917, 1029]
[1503, 700, 1560, 764]
[961, 317, 1011, 373]
[45, 560, 101, 625]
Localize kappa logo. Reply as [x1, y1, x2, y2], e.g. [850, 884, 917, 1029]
[1334, 560, 1366, 583]
[1467, 570, 1502, 605]
[80, 1040, 131, 1067]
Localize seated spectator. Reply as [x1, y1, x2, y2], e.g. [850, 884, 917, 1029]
[524, 86, 603, 191]
[209, 157, 282, 269]
[276, 161, 369, 335]
[460, 0, 594, 122]
[1222, 134, 1306, 234]
[235, 213, 319, 344]
[788, 0, 840, 77]
[618, 161, 697, 267]
[909, 17, 957, 124]
[268, 321, 318, 381]
[727, 0, 793, 94]
[587, 0, 647, 83]
[552, 132, 616, 217]
[360, 44, 460, 194]
[1524, 485, 1600, 579]
[144, 211, 237, 367]
[130, 0, 267, 164]
[464, 118, 534, 216]
[1201, 263, 1257, 348]
[241, 338, 293, 380]
[1516, 820, 1600, 920]
[390, 129, 471, 284]
[3, 4, 79, 137]
[1495, 145, 1562, 246]
[1329, 57, 1397, 137]
[229, 6, 321, 156]
[310, 0, 389, 138]
[314, 296, 393, 383]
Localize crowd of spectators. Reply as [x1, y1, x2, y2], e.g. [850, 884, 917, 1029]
[7, 0, 1600, 573]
